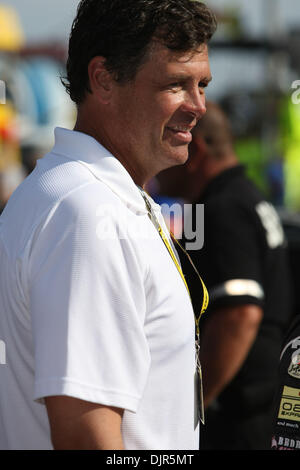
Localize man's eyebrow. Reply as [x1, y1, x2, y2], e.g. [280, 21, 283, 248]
[165, 73, 190, 81]
[165, 73, 212, 83]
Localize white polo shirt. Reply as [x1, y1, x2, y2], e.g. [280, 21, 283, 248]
[0, 127, 199, 450]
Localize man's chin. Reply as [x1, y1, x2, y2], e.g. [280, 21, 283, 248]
[167, 149, 189, 167]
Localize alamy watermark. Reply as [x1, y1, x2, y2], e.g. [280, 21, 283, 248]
[162, 202, 204, 251]
[291, 80, 300, 105]
[95, 202, 204, 250]
[0, 340, 6, 365]
[0, 80, 5, 104]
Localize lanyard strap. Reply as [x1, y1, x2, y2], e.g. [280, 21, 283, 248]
[171, 233, 209, 336]
[139, 190, 209, 333]
[140, 190, 189, 289]
[139, 189, 208, 425]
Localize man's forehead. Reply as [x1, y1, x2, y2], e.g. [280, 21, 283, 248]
[143, 43, 211, 82]
[131, 41, 211, 86]
[148, 41, 209, 63]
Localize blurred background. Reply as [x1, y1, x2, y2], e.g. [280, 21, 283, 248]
[1, 0, 300, 298]
[0, 0, 77, 212]
[1, 0, 300, 207]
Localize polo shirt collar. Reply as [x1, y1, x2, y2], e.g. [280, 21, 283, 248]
[52, 127, 161, 215]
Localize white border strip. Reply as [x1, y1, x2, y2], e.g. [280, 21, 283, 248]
[210, 279, 265, 301]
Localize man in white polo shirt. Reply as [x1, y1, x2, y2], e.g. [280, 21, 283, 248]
[0, 0, 216, 450]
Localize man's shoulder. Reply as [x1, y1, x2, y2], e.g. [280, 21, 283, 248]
[53, 177, 126, 223]
[0, 155, 127, 256]
[202, 174, 286, 252]
[204, 172, 267, 219]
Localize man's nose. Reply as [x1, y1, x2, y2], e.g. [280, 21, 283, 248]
[183, 88, 206, 120]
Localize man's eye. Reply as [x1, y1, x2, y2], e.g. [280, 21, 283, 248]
[198, 81, 208, 89]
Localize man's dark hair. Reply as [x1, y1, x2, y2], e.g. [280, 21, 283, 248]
[62, 0, 217, 104]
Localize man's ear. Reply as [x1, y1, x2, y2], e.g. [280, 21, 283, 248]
[88, 56, 115, 104]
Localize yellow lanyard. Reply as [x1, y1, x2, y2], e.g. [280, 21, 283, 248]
[171, 233, 209, 337]
[139, 190, 209, 333]
[140, 190, 208, 425]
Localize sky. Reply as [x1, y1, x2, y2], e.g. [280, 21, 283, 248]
[4, 0, 300, 45]
[208, 0, 300, 37]
[3, 0, 77, 44]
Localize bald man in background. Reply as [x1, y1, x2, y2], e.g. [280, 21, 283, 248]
[157, 102, 292, 450]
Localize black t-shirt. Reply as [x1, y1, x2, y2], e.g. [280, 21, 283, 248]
[180, 165, 292, 414]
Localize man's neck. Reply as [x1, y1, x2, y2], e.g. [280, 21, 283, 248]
[74, 117, 148, 188]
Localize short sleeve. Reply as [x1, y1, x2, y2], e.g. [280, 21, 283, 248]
[28, 184, 150, 412]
